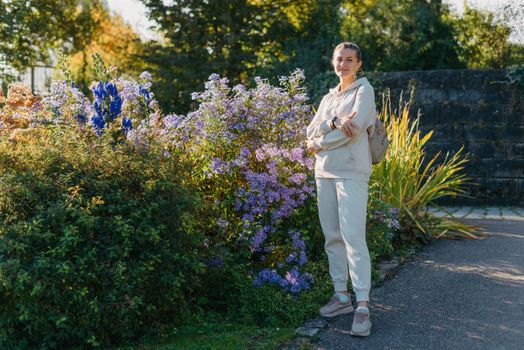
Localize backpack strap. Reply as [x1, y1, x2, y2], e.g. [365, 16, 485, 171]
[367, 110, 378, 138]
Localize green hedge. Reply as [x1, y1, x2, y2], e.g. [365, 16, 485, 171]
[0, 127, 204, 349]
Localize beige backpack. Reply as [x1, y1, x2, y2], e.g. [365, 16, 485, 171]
[350, 85, 389, 165]
[367, 116, 389, 164]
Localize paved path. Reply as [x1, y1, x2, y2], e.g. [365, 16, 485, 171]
[316, 219, 524, 350]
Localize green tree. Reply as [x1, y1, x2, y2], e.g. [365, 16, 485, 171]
[449, 5, 521, 68]
[0, 0, 100, 77]
[140, 0, 296, 113]
[340, 0, 462, 71]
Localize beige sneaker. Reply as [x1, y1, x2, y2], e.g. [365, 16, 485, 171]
[319, 294, 354, 318]
[350, 307, 372, 337]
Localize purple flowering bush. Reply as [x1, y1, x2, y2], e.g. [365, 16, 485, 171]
[43, 80, 94, 126]
[152, 69, 322, 298]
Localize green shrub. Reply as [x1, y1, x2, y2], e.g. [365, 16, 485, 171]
[0, 126, 204, 349]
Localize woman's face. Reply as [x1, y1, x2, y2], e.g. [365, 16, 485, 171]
[332, 48, 361, 79]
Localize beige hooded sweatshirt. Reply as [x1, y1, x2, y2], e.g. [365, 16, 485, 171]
[306, 77, 377, 182]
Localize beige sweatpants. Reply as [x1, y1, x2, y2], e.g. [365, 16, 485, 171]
[316, 178, 371, 302]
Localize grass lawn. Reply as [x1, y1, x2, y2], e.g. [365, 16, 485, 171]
[116, 324, 296, 350]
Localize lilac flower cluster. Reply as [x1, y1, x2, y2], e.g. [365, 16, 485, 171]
[115, 72, 157, 126]
[216, 219, 230, 230]
[187, 70, 311, 149]
[372, 205, 401, 240]
[384, 217, 401, 231]
[285, 230, 308, 266]
[253, 267, 314, 295]
[225, 143, 315, 260]
[253, 230, 313, 295]
[43, 81, 93, 125]
[128, 112, 191, 150]
[239, 168, 314, 242]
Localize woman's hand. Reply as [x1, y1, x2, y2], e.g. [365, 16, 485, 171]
[306, 140, 320, 154]
[341, 119, 360, 137]
[336, 111, 359, 137]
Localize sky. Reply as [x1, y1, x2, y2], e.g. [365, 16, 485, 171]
[105, 0, 157, 40]
[106, 0, 523, 43]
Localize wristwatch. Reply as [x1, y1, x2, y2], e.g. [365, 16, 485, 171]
[330, 116, 338, 130]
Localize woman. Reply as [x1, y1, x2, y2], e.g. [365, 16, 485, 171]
[306, 42, 376, 337]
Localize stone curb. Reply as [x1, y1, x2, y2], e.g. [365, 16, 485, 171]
[375, 256, 404, 285]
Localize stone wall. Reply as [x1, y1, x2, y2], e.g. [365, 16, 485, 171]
[375, 69, 524, 205]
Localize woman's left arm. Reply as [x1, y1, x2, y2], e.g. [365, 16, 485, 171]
[309, 84, 376, 151]
[345, 84, 376, 137]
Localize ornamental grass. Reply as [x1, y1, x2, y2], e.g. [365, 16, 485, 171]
[371, 91, 478, 242]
